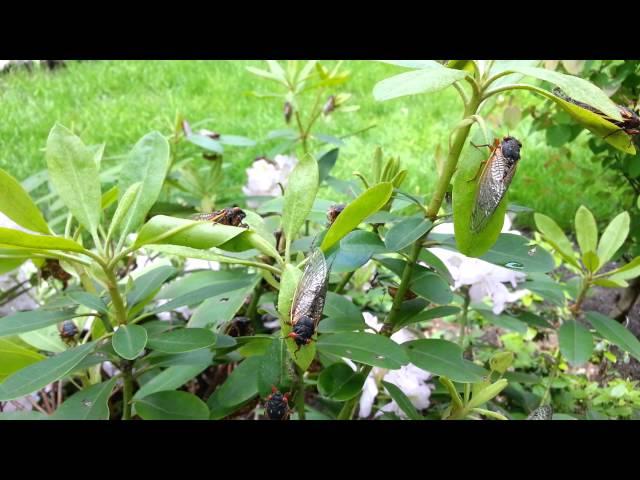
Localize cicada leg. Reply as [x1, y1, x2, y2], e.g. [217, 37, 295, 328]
[467, 160, 487, 183]
[602, 127, 624, 140]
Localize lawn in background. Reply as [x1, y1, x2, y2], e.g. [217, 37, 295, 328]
[0, 60, 625, 229]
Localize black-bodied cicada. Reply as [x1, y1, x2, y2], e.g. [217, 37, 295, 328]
[287, 248, 331, 351]
[470, 136, 522, 233]
[526, 405, 553, 420]
[192, 207, 248, 228]
[58, 320, 78, 343]
[326, 204, 345, 226]
[552, 87, 640, 139]
[264, 386, 291, 420]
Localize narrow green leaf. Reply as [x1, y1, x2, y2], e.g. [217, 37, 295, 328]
[0, 338, 45, 380]
[0, 343, 95, 401]
[106, 182, 141, 243]
[597, 211, 630, 266]
[373, 67, 467, 101]
[384, 215, 432, 252]
[0, 309, 78, 337]
[575, 205, 598, 258]
[606, 256, 640, 282]
[467, 379, 508, 410]
[45, 124, 101, 235]
[318, 363, 366, 401]
[112, 325, 148, 360]
[281, 154, 319, 255]
[404, 339, 487, 383]
[216, 355, 262, 407]
[52, 378, 117, 420]
[147, 328, 216, 354]
[534, 213, 579, 267]
[66, 291, 109, 315]
[321, 182, 393, 252]
[118, 132, 170, 237]
[127, 265, 177, 308]
[0, 168, 50, 234]
[558, 320, 593, 365]
[317, 332, 410, 369]
[133, 362, 211, 400]
[0, 227, 84, 252]
[586, 311, 640, 362]
[381, 380, 423, 420]
[378, 60, 442, 69]
[135, 391, 209, 420]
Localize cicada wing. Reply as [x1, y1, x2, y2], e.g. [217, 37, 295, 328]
[192, 211, 225, 223]
[290, 248, 329, 327]
[527, 405, 553, 420]
[470, 147, 518, 233]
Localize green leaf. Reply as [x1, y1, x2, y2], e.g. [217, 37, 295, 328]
[281, 154, 319, 255]
[381, 380, 423, 420]
[219, 135, 256, 147]
[133, 362, 211, 400]
[453, 125, 506, 257]
[52, 378, 117, 420]
[606, 256, 640, 282]
[321, 183, 393, 252]
[101, 184, 119, 210]
[597, 211, 630, 267]
[106, 182, 141, 242]
[558, 320, 593, 365]
[277, 264, 302, 321]
[582, 251, 600, 273]
[586, 311, 640, 362]
[384, 215, 432, 252]
[187, 133, 223, 153]
[258, 337, 288, 396]
[479, 234, 555, 273]
[0, 338, 45, 380]
[410, 269, 453, 304]
[394, 305, 460, 330]
[373, 67, 467, 101]
[147, 328, 216, 354]
[467, 379, 508, 410]
[66, 291, 109, 315]
[134, 215, 247, 250]
[0, 411, 48, 420]
[317, 333, 409, 369]
[404, 339, 487, 383]
[0, 309, 78, 337]
[318, 148, 340, 183]
[0, 168, 49, 234]
[476, 309, 528, 334]
[45, 124, 101, 236]
[534, 213, 579, 267]
[127, 265, 177, 308]
[509, 65, 622, 120]
[135, 391, 209, 420]
[0, 342, 95, 401]
[318, 363, 366, 401]
[215, 355, 262, 407]
[489, 352, 514, 374]
[117, 132, 170, 237]
[112, 325, 148, 360]
[575, 205, 598, 259]
[188, 281, 258, 329]
[0, 228, 84, 252]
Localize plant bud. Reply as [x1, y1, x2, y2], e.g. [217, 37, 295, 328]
[323, 95, 336, 116]
[284, 101, 293, 124]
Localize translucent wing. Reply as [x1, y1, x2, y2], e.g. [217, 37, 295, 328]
[470, 146, 518, 233]
[290, 248, 329, 327]
[527, 405, 553, 420]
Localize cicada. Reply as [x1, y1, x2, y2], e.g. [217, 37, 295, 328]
[288, 248, 330, 351]
[526, 405, 553, 420]
[264, 386, 291, 420]
[40, 258, 72, 290]
[552, 88, 640, 139]
[470, 136, 522, 233]
[192, 207, 248, 228]
[326, 203, 345, 226]
[58, 320, 78, 343]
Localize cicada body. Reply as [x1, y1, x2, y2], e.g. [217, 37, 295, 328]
[192, 207, 247, 228]
[527, 405, 553, 420]
[265, 386, 290, 420]
[40, 259, 72, 290]
[470, 136, 522, 233]
[553, 88, 640, 138]
[326, 204, 345, 226]
[288, 248, 330, 351]
[58, 320, 78, 343]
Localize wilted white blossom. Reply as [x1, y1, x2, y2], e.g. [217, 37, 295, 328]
[357, 313, 433, 419]
[242, 155, 297, 207]
[428, 215, 527, 314]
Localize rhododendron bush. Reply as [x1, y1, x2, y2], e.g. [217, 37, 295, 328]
[1, 60, 640, 421]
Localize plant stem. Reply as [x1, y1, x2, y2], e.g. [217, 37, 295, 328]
[294, 364, 306, 420]
[571, 277, 591, 317]
[104, 268, 127, 325]
[539, 349, 562, 408]
[337, 365, 373, 420]
[458, 287, 471, 348]
[334, 271, 355, 294]
[386, 240, 423, 328]
[122, 368, 133, 420]
[246, 283, 263, 331]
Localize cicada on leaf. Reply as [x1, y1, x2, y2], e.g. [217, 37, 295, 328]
[192, 207, 248, 228]
[288, 248, 331, 351]
[553, 88, 640, 140]
[470, 136, 522, 233]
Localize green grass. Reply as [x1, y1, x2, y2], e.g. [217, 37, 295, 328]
[0, 60, 630, 230]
